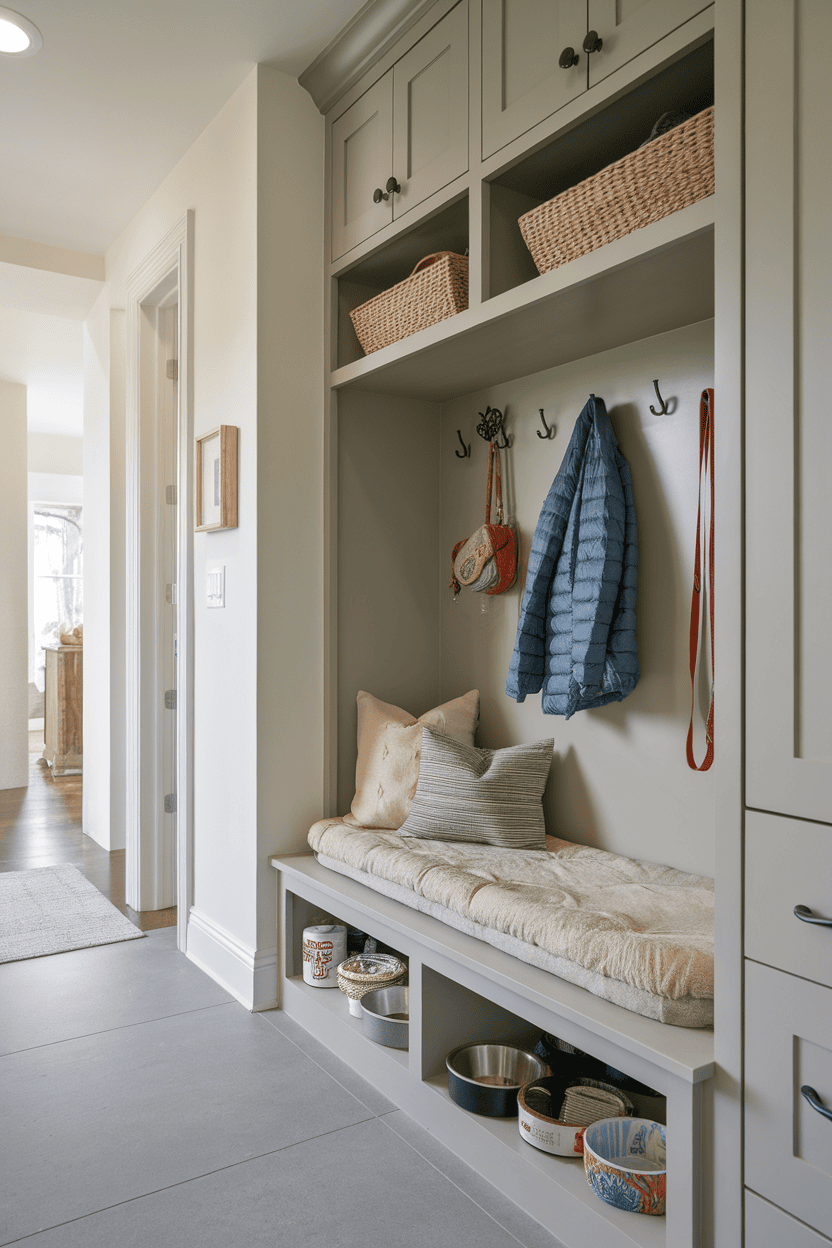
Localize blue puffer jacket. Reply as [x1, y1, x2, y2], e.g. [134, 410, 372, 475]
[505, 395, 639, 718]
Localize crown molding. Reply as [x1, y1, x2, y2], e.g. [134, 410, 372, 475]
[299, 0, 439, 114]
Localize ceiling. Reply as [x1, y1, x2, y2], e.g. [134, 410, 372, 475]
[0, 0, 368, 255]
[0, 0, 369, 434]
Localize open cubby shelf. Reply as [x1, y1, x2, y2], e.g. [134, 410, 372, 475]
[272, 853, 712, 1248]
[332, 196, 714, 403]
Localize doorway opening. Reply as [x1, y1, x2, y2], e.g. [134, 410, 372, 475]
[125, 213, 193, 950]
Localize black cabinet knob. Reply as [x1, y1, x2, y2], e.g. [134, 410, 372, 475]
[372, 187, 389, 203]
[559, 46, 579, 69]
[582, 30, 603, 54]
[386, 176, 401, 195]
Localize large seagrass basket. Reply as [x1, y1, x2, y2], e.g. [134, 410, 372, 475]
[349, 251, 468, 355]
[518, 106, 714, 275]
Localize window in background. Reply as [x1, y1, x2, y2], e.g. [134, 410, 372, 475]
[31, 504, 83, 693]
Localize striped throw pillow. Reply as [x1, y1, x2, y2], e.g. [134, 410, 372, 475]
[399, 727, 553, 849]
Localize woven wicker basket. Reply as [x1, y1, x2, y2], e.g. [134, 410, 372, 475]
[336, 952, 406, 1003]
[518, 105, 714, 275]
[349, 251, 468, 355]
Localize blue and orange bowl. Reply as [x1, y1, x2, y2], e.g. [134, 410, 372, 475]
[582, 1118, 667, 1216]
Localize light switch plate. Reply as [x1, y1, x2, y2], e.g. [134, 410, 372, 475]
[206, 564, 225, 608]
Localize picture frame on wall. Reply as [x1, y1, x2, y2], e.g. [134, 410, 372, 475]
[195, 425, 238, 531]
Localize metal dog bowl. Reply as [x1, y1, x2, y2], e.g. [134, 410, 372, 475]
[360, 986, 409, 1049]
[446, 1043, 549, 1117]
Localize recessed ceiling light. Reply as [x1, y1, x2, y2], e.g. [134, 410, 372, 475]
[0, 6, 42, 56]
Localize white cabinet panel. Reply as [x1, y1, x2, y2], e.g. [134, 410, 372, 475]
[746, 1191, 832, 1248]
[746, 811, 832, 990]
[331, 74, 394, 261]
[745, 961, 832, 1238]
[746, 0, 832, 824]
[587, 1, 712, 87]
[481, 0, 585, 159]
[393, 0, 468, 220]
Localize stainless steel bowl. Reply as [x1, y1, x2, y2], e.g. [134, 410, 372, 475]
[446, 1043, 549, 1117]
[360, 986, 409, 1049]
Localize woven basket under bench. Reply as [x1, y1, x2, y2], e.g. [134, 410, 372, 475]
[519, 105, 714, 275]
[349, 251, 468, 355]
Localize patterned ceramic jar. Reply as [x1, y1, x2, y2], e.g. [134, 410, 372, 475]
[302, 925, 347, 987]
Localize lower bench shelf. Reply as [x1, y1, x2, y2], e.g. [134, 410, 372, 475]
[271, 852, 714, 1248]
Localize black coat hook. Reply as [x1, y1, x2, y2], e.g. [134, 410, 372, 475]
[536, 408, 555, 439]
[455, 429, 470, 458]
[650, 379, 670, 416]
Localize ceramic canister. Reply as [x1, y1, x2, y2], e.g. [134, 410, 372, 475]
[302, 925, 347, 987]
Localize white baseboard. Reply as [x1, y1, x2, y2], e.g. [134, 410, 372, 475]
[186, 907, 277, 1012]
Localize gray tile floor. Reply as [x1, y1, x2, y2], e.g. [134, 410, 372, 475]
[1, 929, 564, 1247]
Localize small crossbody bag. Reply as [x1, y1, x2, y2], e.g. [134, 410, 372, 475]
[450, 441, 517, 597]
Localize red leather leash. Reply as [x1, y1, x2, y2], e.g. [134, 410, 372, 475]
[686, 388, 715, 771]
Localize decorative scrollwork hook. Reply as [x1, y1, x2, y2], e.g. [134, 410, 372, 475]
[455, 429, 470, 458]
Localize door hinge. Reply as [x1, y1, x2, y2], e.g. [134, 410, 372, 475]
[164, 689, 177, 710]
[165, 484, 177, 505]
[166, 358, 178, 381]
[166, 583, 178, 605]
[164, 793, 177, 814]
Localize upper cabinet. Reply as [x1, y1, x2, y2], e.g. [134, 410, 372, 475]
[331, 2, 469, 262]
[586, 0, 712, 86]
[481, 0, 586, 161]
[481, 0, 712, 159]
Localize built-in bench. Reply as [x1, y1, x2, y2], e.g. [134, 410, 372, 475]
[272, 852, 714, 1248]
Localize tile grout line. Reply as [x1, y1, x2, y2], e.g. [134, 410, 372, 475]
[0, 999, 237, 1060]
[255, 1011, 394, 1119]
[0, 1118, 381, 1247]
[377, 1113, 559, 1248]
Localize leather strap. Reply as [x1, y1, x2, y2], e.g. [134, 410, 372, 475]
[686, 388, 715, 771]
[485, 440, 504, 525]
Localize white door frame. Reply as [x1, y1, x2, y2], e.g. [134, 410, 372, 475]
[125, 211, 194, 949]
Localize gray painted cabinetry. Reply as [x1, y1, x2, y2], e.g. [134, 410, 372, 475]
[744, 2, 832, 1243]
[331, 1, 468, 260]
[287, 2, 730, 1245]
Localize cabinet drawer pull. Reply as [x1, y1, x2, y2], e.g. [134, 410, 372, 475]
[559, 46, 579, 69]
[794, 904, 832, 927]
[582, 30, 603, 55]
[801, 1086, 832, 1122]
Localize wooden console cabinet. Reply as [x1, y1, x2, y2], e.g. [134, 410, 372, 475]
[42, 644, 83, 776]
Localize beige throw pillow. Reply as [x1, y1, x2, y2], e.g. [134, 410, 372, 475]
[349, 689, 480, 830]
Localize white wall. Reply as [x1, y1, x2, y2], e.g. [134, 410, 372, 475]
[255, 67, 326, 968]
[83, 66, 325, 1007]
[440, 320, 716, 878]
[0, 381, 29, 789]
[28, 432, 83, 476]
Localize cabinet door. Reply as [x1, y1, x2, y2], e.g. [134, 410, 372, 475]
[746, 0, 832, 824]
[746, 1192, 832, 1248]
[331, 73, 393, 262]
[745, 962, 832, 1239]
[481, 0, 586, 160]
[586, 1, 712, 87]
[392, 1, 469, 221]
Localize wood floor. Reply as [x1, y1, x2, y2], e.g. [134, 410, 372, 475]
[0, 732, 176, 931]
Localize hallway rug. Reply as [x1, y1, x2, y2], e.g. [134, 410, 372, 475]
[0, 865, 144, 963]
